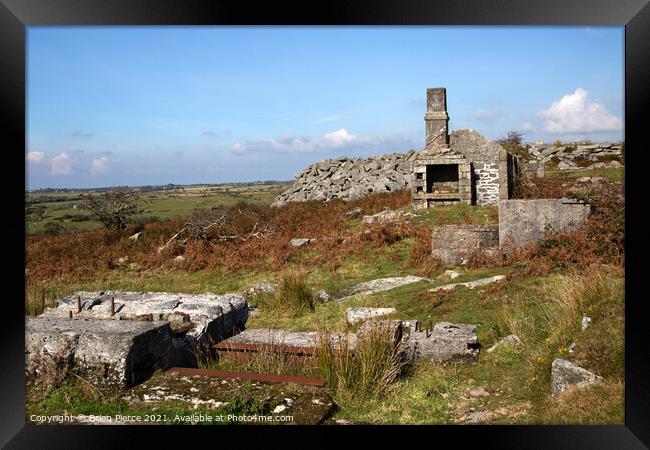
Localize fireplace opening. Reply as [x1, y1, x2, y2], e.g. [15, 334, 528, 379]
[426, 164, 459, 193]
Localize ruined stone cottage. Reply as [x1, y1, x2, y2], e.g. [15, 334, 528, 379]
[411, 88, 519, 208]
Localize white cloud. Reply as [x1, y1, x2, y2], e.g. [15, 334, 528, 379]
[26, 151, 45, 162]
[232, 128, 360, 154]
[50, 152, 74, 176]
[90, 156, 111, 175]
[474, 108, 505, 121]
[537, 88, 622, 134]
[321, 128, 357, 147]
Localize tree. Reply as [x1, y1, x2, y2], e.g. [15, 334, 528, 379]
[496, 130, 528, 160]
[80, 190, 141, 230]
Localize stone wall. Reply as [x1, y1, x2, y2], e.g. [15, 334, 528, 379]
[272, 152, 417, 206]
[498, 199, 591, 248]
[431, 224, 499, 266]
[475, 162, 500, 205]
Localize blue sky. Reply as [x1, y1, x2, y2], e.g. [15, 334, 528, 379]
[26, 26, 624, 189]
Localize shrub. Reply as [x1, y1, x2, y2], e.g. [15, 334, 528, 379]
[497, 130, 529, 160]
[43, 221, 64, 236]
[80, 190, 142, 230]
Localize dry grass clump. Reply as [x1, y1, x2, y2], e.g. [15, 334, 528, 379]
[253, 268, 316, 318]
[316, 326, 405, 401]
[25, 281, 68, 316]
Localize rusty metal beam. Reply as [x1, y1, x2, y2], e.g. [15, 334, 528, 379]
[166, 367, 326, 387]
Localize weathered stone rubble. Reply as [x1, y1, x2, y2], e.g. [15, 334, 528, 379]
[25, 317, 191, 389]
[221, 328, 357, 349]
[523, 141, 623, 171]
[430, 275, 505, 292]
[362, 209, 414, 224]
[226, 320, 480, 366]
[272, 151, 418, 206]
[124, 371, 335, 425]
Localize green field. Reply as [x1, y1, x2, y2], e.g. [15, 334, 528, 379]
[25, 182, 290, 235]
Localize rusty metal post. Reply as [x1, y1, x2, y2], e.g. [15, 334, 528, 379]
[111, 297, 115, 316]
[77, 295, 81, 313]
[69, 310, 73, 319]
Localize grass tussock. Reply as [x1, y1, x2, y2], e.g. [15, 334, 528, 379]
[25, 281, 67, 316]
[252, 268, 316, 317]
[316, 325, 405, 402]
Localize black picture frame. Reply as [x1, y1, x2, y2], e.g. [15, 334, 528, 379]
[2, 0, 648, 447]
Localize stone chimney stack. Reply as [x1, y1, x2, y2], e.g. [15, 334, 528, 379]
[424, 87, 449, 149]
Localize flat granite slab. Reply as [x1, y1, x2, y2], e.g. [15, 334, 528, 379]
[26, 316, 192, 389]
[336, 276, 431, 303]
[222, 328, 357, 350]
[41, 291, 248, 341]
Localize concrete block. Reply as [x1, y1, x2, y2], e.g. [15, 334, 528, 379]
[25, 317, 191, 389]
[499, 199, 591, 248]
